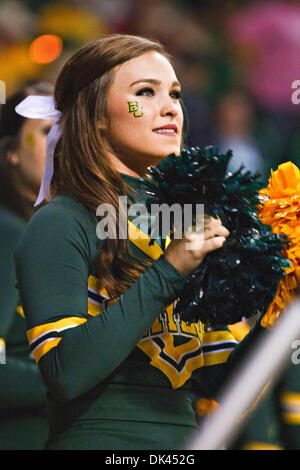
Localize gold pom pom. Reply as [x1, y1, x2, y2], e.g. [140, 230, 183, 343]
[259, 162, 300, 327]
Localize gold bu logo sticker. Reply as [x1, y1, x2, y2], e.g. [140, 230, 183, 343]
[127, 100, 144, 117]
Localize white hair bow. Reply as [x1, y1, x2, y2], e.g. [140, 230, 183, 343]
[15, 95, 62, 206]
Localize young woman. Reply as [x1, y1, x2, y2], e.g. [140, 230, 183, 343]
[15, 35, 266, 450]
[0, 82, 53, 449]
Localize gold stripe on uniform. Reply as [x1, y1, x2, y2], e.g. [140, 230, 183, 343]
[88, 275, 118, 316]
[27, 316, 87, 363]
[27, 316, 88, 344]
[16, 305, 25, 318]
[88, 275, 110, 298]
[202, 349, 233, 367]
[165, 235, 171, 249]
[128, 220, 163, 260]
[282, 411, 300, 425]
[281, 391, 300, 425]
[202, 330, 237, 367]
[203, 329, 237, 344]
[241, 441, 283, 450]
[32, 337, 62, 363]
[88, 275, 108, 316]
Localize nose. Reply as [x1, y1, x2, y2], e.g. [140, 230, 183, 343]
[160, 94, 180, 118]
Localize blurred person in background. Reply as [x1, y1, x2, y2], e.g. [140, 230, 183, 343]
[194, 317, 300, 450]
[212, 90, 267, 183]
[228, 319, 300, 451]
[0, 81, 53, 449]
[226, 0, 300, 170]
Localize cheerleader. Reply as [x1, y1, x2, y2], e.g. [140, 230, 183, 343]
[0, 82, 53, 449]
[14, 34, 268, 450]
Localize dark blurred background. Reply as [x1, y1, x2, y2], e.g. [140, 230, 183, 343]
[2, 0, 300, 183]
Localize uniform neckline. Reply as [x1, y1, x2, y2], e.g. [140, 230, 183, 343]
[120, 172, 150, 192]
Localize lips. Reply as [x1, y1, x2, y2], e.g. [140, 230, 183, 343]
[153, 124, 178, 135]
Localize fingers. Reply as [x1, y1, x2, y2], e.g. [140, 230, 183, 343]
[183, 215, 229, 252]
[203, 216, 229, 239]
[164, 215, 229, 276]
[205, 224, 229, 240]
[184, 232, 229, 253]
[195, 216, 229, 239]
[202, 235, 226, 255]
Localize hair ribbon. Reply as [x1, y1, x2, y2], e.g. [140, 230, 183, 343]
[15, 95, 62, 206]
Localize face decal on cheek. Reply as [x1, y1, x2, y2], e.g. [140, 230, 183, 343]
[127, 100, 144, 118]
[25, 133, 36, 147]
[106, 52, 183, 173]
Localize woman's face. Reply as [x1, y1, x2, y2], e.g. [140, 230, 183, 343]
[106, 51, 184, 176]
[9, 118, 52, 200]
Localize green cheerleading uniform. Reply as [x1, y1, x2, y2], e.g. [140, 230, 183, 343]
[0, 204, 48, 450]
[15, 173, 266, 450]
[277, 361, 300, 449]
[228, 323, 300, 450]
[231, 360, 300, 450]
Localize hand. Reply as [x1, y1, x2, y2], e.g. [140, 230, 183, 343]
[164, 215, 229, 277]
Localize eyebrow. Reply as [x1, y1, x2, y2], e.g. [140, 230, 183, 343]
[129, 78, 181, 88]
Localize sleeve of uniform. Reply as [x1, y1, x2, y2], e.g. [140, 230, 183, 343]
[15, 200, 187, 403]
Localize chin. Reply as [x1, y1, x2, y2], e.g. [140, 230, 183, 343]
[163, 148, 180, 158]
[157, 144, 181, 157]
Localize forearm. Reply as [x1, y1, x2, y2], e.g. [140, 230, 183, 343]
[36, 256, 186, 402]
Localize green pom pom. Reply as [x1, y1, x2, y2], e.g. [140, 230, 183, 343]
[144, 146, 289, 326]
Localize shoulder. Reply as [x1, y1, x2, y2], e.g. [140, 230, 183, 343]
[30, 193, 97, 230]
[26, 193, 98, 240]
[16, 194, 100, 266]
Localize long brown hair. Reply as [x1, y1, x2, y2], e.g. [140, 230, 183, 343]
[51, 34, 184, 299]
[0, 81, 54, 221]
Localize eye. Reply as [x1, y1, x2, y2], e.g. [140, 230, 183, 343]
[136, 87, 155, 97]
[170, 89, 181, 99]
[41, 126, 52, 135]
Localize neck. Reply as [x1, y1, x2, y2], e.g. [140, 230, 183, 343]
[12, 171, 37, 204]
[104, 149, 150, 178]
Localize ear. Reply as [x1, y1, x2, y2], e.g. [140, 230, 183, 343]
[7, 149, 19, 166]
